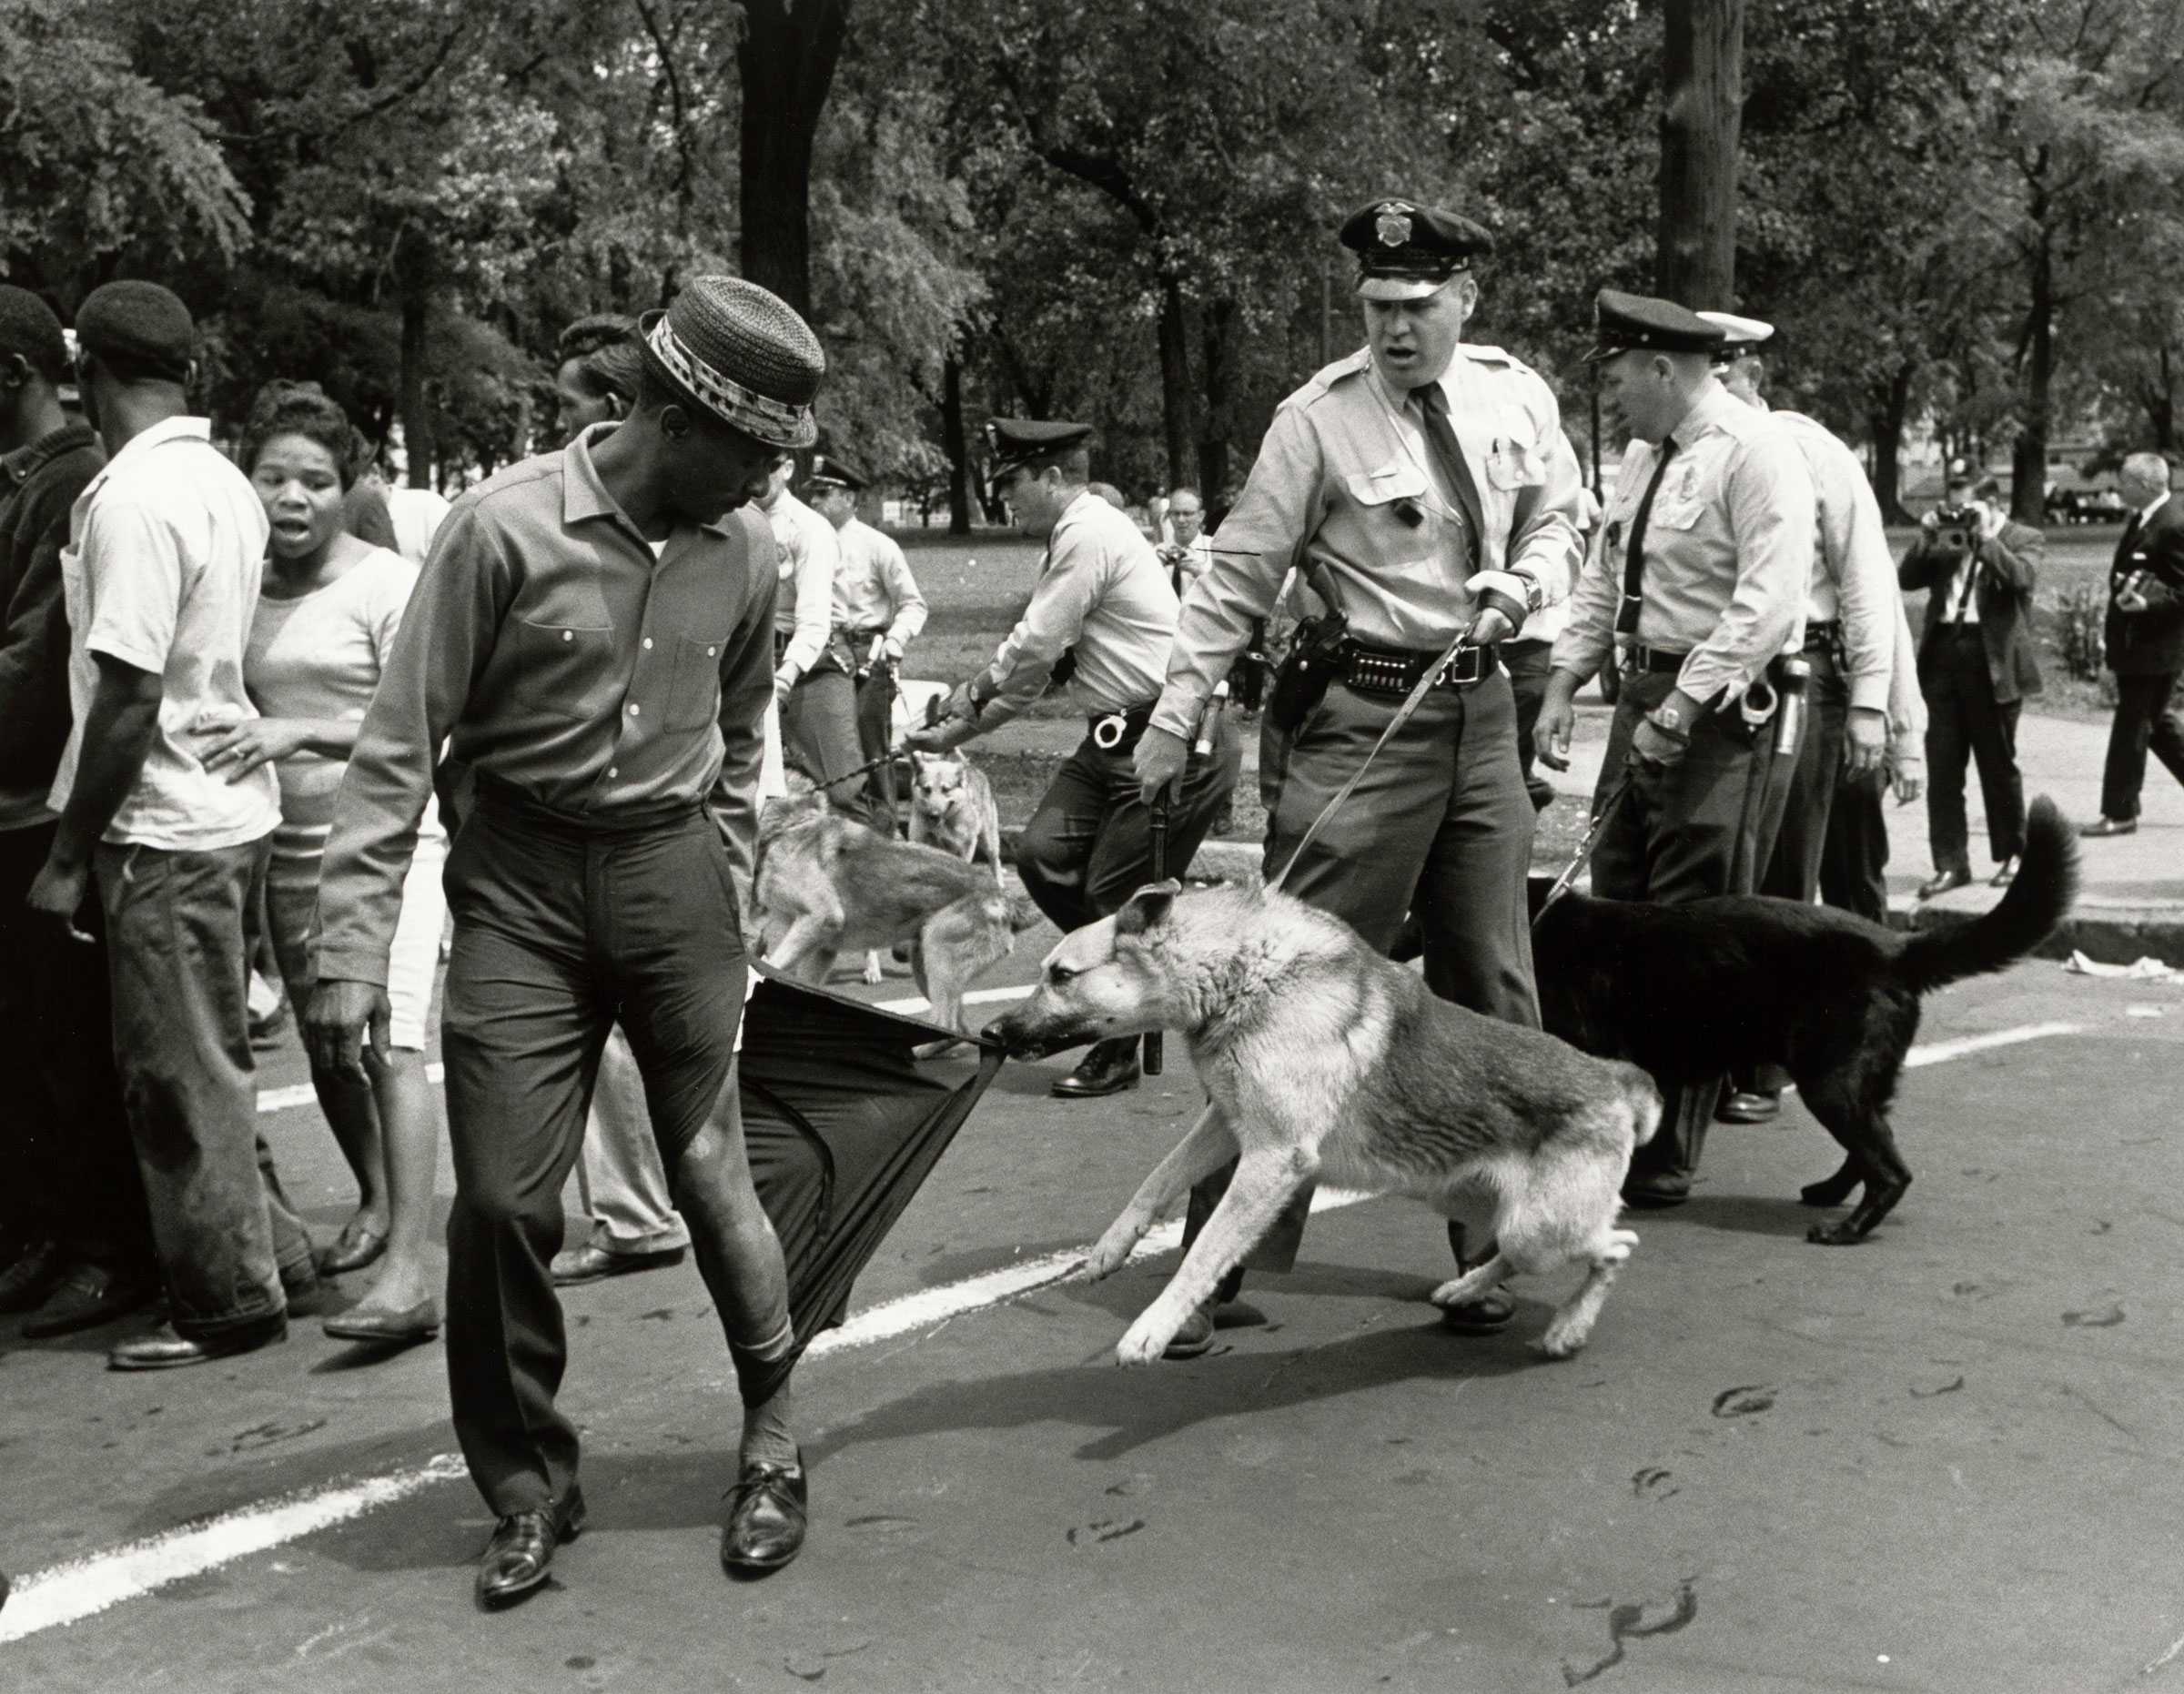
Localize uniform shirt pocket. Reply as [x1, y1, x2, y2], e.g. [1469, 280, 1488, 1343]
[665, 631, 731, 732]
[1343, 463, 1431, 510]
[509, 618, 621, 721]
[1484, 428, 1545, 492]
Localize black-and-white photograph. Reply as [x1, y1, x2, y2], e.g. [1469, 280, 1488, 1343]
[1, 0, 2180, 1687]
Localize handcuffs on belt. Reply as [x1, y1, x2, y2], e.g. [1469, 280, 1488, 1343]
[1091, 712, 1138, 751]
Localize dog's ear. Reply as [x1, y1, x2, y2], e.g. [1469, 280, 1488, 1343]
[1115, 880, 1181, 937]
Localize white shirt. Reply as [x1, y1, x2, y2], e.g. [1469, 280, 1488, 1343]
[762, 487, 837, 683]
[50, 417, 281, 851]
[387, 486, 452, 566]
[831, 517, 927, 649]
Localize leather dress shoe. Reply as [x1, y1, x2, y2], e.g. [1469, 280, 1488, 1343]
[109, 1315, 287, 1371]
[2079, 816, 2138, 838]
[0, 1237, 63, 1314]
[1989, 855, 2020, 887]
[1717, 1088, 1782, 1124]
[476, 1487, 586, 1610]
[20, 1265, 157, 1338]
[721, 1452, 808, 1576]
[550, 1242, 686, 1287]
[1162, 1302, 1217, 1359]
[1621, 1175, 1691, 1210]
[322, 1297, 440, 1346]
[1050, 1037, 1142, 1099]
[1916, 866, 1971, 901]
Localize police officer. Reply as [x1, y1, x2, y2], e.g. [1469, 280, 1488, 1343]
[1537, 289, 1815, 1205]
[763, 454, 872, 825]
[1136, 197, 1584, 1354]
[907, 418, 1239, 1098]
[1700, 312, 1900, 1123]
[804, 452, 925, 828]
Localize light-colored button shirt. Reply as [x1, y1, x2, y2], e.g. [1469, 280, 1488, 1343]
[831, 517, 926, 648]
[1774, 410, 1896, 713]
[1153, 342, 1583, 741]
[978, 489, 1178, 723]
[387, 486, 452, 567]
[763, 487, 837, 683]
[315, 425, 777, 987]
[1553, 380, 1815, 708]
[49, 416, 281, 852]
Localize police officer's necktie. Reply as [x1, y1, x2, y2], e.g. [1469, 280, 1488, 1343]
[1616, 435, 1679, 636]
[1413, 382, 1484, 573]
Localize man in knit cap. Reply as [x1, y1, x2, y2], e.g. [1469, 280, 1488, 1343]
[311, 276, 824, 1608]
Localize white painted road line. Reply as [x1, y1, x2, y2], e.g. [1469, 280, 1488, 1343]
[252, 984, 1040, 1114]
[20, 1017, 2077, 1645]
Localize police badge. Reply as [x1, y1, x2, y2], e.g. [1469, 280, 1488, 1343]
[1375, 202, 1414, 247]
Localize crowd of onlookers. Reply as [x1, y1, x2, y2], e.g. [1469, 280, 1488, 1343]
[0, 281, 461, 1366]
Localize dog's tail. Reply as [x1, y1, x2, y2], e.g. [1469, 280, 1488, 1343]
[1616, 1063, 1663, 1146]
[1894, 795, 2078, 995]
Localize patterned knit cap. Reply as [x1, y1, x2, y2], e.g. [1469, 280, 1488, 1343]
[640, 277, 824, 449]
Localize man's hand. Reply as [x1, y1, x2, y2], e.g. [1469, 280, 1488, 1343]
[1534, 677, 1581, 771]
[25, 852, 96, 945]
[1890, 751, 1924, 806]
[305, 979, 391, 1079]
[1844, 706, 1887, 780]
[1628, 711, 1691, 773]
[905, 686, 978, 752]
[1465, 605, 1516, 648]
[1918, 508, 1941, 535]
[773, 672, 795, 707]
[1133, 725, 1189, 806]
[1977, 499, 2005, 540]
[198, 718, 312, 781]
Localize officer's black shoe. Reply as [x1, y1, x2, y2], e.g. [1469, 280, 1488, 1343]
[475, 1487, 586, 1610]
[1916, 866, 1971, 900]
[1050, 1037, 1142, 1099]
[1718, 1089, 1782, 1124]
[721, 1453, 807, 1576]
[1988, 855, 2020, 887]
[1621, 1175, 1691, 1209]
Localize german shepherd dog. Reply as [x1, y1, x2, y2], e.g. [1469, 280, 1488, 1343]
[907, 749, 1005, 882]
[1530, 795, 2078, 1244]
[754, 791, 1040, 1055]
[986, 882, 1663, 1365]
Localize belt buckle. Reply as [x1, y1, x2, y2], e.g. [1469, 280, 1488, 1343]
[1092, 713, 1128, 751]
[1437, 647, 1483, 687]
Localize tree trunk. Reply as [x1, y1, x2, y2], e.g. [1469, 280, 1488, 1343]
[737, 0, 851, 317]
[399, 292, 435, 489]
[943, 348, 972, 536]
[1157, 277, 1199, 490]
[1196, 297, 1238, 502]
[2013, 236, 2055, 525]
[1656, 0, 1744, 309]
[1867, 359, 1913, 522]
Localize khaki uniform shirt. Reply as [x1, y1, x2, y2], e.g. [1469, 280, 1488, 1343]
[1774, 409, 1895, 714]
[763, 487, 837, 683]
[1153, 343, 1583, 741]
[978, 489, 1178, 725]
[1552, 380, 1815, 708]
[832, 517, 927, 647]
[316, 426, 778, 987]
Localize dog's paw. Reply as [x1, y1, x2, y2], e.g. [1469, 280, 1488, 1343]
[1536, 1322, 1590, 1360]
[1429, 1269, 1498, 1309]
[861, 953, 885, 986]
[1114, 1316, 1173, 1366]
[1594, 1229, 1638, 1267]
[1805, 1219, 1869, 1246]
[1083, 1222, 1144, 1282]
[912, 1037, 969, 1062]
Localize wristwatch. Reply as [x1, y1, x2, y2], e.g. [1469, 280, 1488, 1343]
[1650, 701, 1688, 737]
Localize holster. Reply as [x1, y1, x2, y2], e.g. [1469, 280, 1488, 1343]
[1267, 610, 1350, 733]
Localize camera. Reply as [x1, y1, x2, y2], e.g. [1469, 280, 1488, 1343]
[1933, 502, 1977, 553]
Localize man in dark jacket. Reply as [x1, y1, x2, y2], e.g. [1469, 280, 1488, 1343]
[2083, 451, 2184, 836]
[1901, 469, 2044, 893]
[0, 285, 157, 1336]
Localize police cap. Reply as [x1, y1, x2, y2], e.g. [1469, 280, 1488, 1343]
[805, 451, 867, 493]
[1696, 309, 1774, 367]
[1340, 198, 1494, 301]
[986, 418, 1093, 478]
[1584, 288, 1728, 364]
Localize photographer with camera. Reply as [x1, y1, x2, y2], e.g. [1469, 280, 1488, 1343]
[1900, 466, 2043, 896]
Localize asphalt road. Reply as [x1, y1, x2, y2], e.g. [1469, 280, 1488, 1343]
[2, 948, 2180, 1693]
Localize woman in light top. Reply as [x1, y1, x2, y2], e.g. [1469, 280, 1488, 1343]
[200, 386, 447, 1347]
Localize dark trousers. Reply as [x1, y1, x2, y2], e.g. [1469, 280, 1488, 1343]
[1015, 719, 1241, 936]
[1820, 771, 1892, 926]
[1593, 671, 1791, 1186]
[852, 667, 900, 831]
[440, 788, 751, 1517]
[783, 664, 877, 830]
[1759, 646, 1847, 904]
[0, 821, 154, 1275]
[1923, 627, 2025, 871]
[1505, 639, 1558, 810]
[96, 833, 311, 1340]
[1188, 670, 1541, 1273]
[2099, 670, 2184, 822]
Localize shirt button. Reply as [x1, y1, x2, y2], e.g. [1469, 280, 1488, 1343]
[707, 646, 716, 657]
[642, 637, 653, 650]
[561, 630, 573, 642]
[607, 766, 618, 779]
[628, 703, 641, 715]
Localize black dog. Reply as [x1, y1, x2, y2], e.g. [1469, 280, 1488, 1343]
[1526, 796, 2078, 1244]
